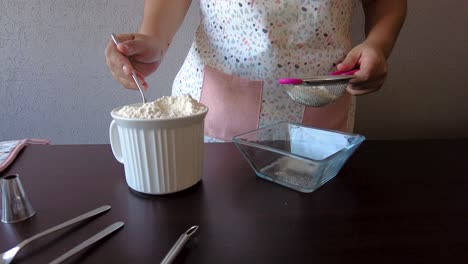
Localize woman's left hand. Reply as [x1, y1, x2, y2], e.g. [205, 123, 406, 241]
[337, 41, 388, 96]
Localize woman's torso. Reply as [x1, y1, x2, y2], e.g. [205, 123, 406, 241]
[173, 0, 356, 139]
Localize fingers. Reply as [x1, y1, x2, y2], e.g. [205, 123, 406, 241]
[347, 71, 386, 96]
[346, 79, 384, 96]
[118, 36, 165, 64]
[346, 46, 388, 96]
[118, 39, 155, 58]
[112, 33, 137, 42]
[113, 67, 148, 91]
[105, 35, 148, 90]
[348, 63, 387, 90]
[105, 40, 136, 89]
[105, 33, 164, 90]
[337, 48, 361, 72]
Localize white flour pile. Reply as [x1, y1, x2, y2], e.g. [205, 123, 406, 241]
[299, 85, 337, 100]
[115, 94, 207, 119]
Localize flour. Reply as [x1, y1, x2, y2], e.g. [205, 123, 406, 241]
[115, 94, 207, 119]
[287, 84, 339, 107]
[300, 85, 337, 100]
[260, 156, 318, 188]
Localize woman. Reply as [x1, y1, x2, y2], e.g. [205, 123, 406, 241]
[105, 0, 406, 142]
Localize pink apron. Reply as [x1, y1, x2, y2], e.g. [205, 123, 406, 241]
[172, 0, 356, 142]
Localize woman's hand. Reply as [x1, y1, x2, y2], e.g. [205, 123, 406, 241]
[337, 41, 388, 96]
[338, 0, 406, 96]
[105, 33, 166, 90]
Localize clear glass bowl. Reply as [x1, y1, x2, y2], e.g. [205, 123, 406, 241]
[232, 121, 365, 193]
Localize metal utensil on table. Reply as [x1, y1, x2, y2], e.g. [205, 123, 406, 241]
[110, 33, 148, 104]
[161, 225, 199, 264]
[278, 69, 358, 107]
[0, 205, 111, 264]
[49, 221, 124, 264]
[1, 174, 36, 223]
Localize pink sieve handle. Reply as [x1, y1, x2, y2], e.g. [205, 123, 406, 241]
[330, 69, 359, 76]
[278, 78, 303, 85]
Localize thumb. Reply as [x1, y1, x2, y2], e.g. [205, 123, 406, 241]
[118, 38, 164, 63]
[117, 38, 147, 56]
[337, 48, 361, 72]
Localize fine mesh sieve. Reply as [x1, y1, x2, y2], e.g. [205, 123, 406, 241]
[278, 69, 357, 107]
[280, 75, 354, 107]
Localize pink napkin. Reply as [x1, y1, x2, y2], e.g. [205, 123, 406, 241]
[0, 139, 50, 173]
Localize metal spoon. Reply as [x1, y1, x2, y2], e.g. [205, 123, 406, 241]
[0, 205, 111, 264]
[110, 33, 148, 104]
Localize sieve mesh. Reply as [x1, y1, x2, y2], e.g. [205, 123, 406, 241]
[283, 79, 351, 107]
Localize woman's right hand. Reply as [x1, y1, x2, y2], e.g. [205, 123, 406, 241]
[105, 33, 166, 90]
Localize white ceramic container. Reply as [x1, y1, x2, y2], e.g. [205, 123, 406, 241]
[110, 103, 208, 194]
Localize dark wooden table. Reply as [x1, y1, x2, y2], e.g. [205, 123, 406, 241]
[1, 140, 467, 264]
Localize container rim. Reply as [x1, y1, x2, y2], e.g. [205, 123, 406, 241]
[232, 121, 366, 163]
[110, 103, 208, 122]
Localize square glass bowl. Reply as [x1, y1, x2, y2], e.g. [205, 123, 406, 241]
[232, 121, 365, 193]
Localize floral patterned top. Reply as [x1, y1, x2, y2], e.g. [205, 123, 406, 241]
[173, 0, 356, 137]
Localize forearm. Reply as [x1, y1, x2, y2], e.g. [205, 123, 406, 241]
[140, 0, 192, 45]
[361, 0, 407, 58]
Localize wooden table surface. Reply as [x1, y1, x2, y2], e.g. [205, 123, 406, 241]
[1, 140, 468, 263]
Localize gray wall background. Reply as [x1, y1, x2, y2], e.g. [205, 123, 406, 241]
[1, 0, 467, 144]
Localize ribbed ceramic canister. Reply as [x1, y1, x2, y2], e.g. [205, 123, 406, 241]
[110, 104, 208, 194]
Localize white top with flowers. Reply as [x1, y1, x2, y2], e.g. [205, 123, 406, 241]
[173, 0, 356, 129]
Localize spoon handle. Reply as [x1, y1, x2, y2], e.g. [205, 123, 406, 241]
[110, 33, 147, 104]
[161, 225, 199, 264]
[131, 70, 147, 103]
[49, 222, 124, 264]
[19, 205, 111, 248]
